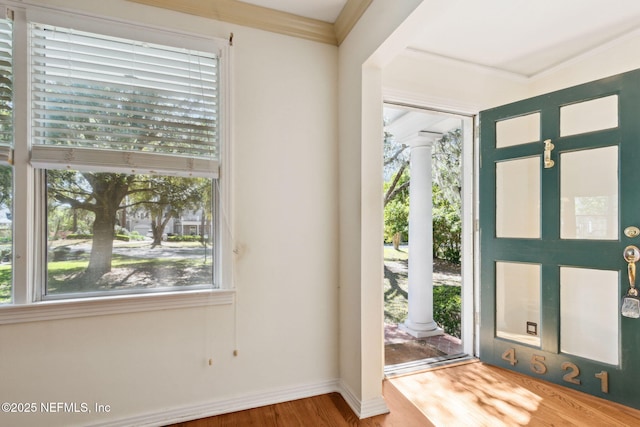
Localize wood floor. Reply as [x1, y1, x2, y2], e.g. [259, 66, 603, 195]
[167, 360, 640, 427]
[392, 361, 640, 427]
[167, 380, 432, 427]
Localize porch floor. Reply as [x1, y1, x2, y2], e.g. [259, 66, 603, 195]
[384, 323, 465, 369]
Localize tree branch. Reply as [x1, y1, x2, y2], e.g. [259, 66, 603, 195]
[384, 162, 408, 206]
[384, 144, 409, 166]
[384, 180, 410, 207]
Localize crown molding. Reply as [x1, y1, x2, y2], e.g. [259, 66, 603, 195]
[127, 0, 370, 46]
[335, 0, 372, 45]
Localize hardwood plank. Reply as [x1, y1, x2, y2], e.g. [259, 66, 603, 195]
[168, 360, 640, 426]
[391, 360, 640, 427]
[166, 380, 433, 427]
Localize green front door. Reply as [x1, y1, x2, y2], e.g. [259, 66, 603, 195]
[480, 69, 640, 409]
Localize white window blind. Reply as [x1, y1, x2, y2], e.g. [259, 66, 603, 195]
[0, 16, 11, 164]
[30, 23, 219, 177]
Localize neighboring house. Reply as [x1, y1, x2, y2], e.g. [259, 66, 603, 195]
[1, 1, 639, 426]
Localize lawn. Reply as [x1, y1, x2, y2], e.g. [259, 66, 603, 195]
[46, 254, 213, 294]
[384, 246, 462, 338]
[0, 241, 214, 303]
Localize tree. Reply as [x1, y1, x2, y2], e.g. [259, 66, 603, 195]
[432, 128, 462, 205]
[0, 165, 11, 210]
[383, 126, 463, 260]
[131, 176, 211, 247]
[383, 131, 410, 208]
[384, 168, 409, 249]
[48, 170, 213, 283]
[47, 171, 144, 281]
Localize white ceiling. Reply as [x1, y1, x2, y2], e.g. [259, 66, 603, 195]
[244, 0, 640, 78]
[240, 0, 347, 23]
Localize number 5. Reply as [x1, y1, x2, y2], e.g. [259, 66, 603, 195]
[530, 355, 547, 374]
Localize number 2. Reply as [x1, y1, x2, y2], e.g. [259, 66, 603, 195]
[561, 362, 581, 385]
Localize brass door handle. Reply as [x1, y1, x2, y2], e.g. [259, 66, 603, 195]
[622, 246, 640, 318]
[543, 139, 555, 168]
[623, 245, 640, 295]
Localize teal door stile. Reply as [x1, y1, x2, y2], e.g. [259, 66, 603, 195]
[480, 69, 640, 409]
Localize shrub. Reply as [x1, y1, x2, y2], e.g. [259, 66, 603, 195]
[128, 231, 145, 241]
[167, 235, 201, 242]
[66, 233, 93, 239]
[433, 285, 461, 338]
[432, 184, 461, 264]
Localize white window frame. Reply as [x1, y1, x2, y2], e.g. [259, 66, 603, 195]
[0, 3, 234, 324]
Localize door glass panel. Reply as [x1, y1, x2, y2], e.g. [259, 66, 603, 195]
[560, 95, 618, 137]
[560, 146, 618, 240]
[560, 267, 618, 365]
[496, 113, 540, 148]
[496, 262, 540, 346]
[496, 157, 540, 238]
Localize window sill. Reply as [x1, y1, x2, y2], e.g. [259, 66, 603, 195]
[0, 289, 235, 325]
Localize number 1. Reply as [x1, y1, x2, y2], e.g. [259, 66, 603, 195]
[595, 371, 609, 393]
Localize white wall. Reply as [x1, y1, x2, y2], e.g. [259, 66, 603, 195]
[383, 52, 531, 113]
[529, 31, 640, 95]
[337, 0, 425, 416]
[0, 1, 339, 426]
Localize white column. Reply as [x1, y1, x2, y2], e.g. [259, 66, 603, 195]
[400, 135, 443, 338]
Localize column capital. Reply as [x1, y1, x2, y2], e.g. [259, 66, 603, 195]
[407, 131, 441, 149]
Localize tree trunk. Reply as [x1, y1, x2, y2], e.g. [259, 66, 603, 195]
[85, 210, 116, 282]
[392, 232, 401, 250]
[151, 209, 173, 248]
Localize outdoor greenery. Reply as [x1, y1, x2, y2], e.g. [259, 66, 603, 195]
[383, 248, 461, 338]
[383, 115, 463, 339]
[46, 170, 212, 288]
[433, 183, 461, 263]
[383, 128, 462, 264]
[433, 285, 461, 338]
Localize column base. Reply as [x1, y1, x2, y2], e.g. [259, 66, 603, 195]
[399, 321, 444, 338]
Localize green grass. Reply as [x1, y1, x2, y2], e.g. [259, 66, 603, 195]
[47, 254, 212, 294]
[384, 246, 408, 261]
[0, 264, 11, 303]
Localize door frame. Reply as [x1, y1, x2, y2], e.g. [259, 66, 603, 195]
[382, 99, 479, 358]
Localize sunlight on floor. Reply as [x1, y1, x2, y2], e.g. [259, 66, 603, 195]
[391, 362, 541, 427]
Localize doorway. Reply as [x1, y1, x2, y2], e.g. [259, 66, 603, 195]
[382, 103, 475, 375]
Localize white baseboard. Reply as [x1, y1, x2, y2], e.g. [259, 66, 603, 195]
[90, 378, 389, 426]
[338, 379, 390, 419]
[90, 379, 337, 427]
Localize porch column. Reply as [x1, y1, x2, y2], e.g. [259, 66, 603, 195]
[400, 134, 444, 338]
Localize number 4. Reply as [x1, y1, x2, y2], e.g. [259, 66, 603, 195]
[501, 348, 517, 366]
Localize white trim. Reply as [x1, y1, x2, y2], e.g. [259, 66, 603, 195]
[337, 379, 389, 419]
[0, 289, 234, 324]
[218, 39, 234, 289]
[31, 146, 219, 178]
[383, 88, 480, 118]
[24, 3, 226, 54]
[402, 47, 530, 83]
[88, 379, 340, 427]
[461, 115, 476, 357]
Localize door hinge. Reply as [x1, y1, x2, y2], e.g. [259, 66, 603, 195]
[474, 311, 480, 324]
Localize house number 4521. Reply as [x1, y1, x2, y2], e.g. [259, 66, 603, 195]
[501, 348, 609, 393]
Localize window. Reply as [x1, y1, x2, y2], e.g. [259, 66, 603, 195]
[0, 15, 11, 304]
[0, 6, 230, 313]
